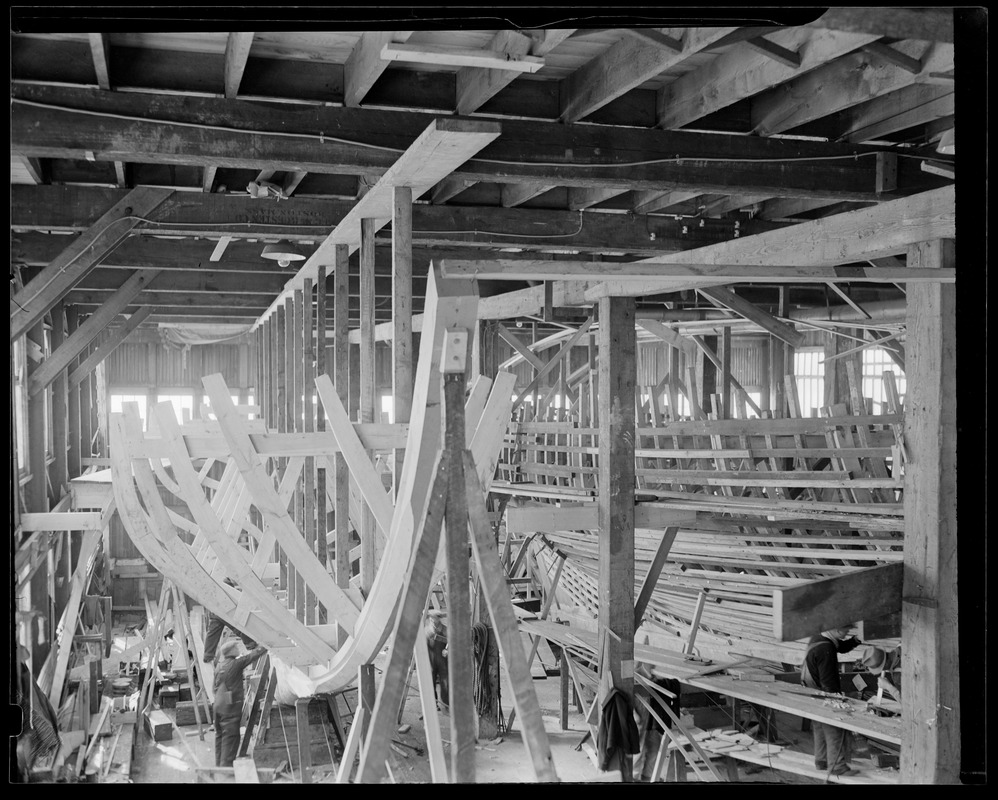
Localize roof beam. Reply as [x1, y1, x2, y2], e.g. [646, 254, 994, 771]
[862, 40, 924, 74]
[658, 27, 878, 130]
[560, 27, 739, 123]
[430, 176, 476, 204]
[632, 190, 700, 215]
[526, 29, 576, 57]
[584, 185, 955, 301]
[757, 197, 840, 221]
[743, 36, 801, 68]
[697, 286, 804, 347]
[500, 183, 552, 208]
[12, 185, 785, 256]
[68, 307, 152, 386]
[10, 186, 172, 341]
[437, 259, 952, 286]
[455, 30, 535, 115]
[809, 7, 954, 43]
[257, 117, 501, 326]
[12, 85, 943, 201]
[380, 42, 543, 72]
[841, 83, 955, 143]
[343, 31, 414, 107]
[88, 33, 112, 90]
[567, 187, 627, 211]
[12, 154, 48, 185]
[223, 32, 254, 98]
[702, 194, 770, 218]
[28, 269, 161, 396]
[751, 40, 954, 135]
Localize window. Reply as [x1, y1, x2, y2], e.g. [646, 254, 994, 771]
[793, 349, 825, 418]
[744, 391, 762, 419]
[862, 347, 906, 414]
[110, 392, 148, 430]
[381, 394, 394, 424]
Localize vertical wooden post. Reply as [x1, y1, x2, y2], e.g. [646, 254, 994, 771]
[276, 304, 288, 592]
[359, 663, 376, 738]
[359, 217, 378, 595]
[900, 239, 959, 784]
[26, 320, 49, 514]
[293, 289, 305, 623]
[295, 697, 312, 783]
[303, 279, 316, 626]
[333, 245, 352, 644]
[315, 265, 328, 625]
[700, 333, 717, 414]
[284, 297, 296, 603]
[597, 296, 636, 780]
[758, 336, 771, 413]
[80, 345, 93, 467]
[392, 186, 414, 500]
[66, 306, 82, 479]
[770, 286, 788, 417]
[50, 302, 69, 499]
[442, 329, 476, 784]
[719, 326, 732, 420]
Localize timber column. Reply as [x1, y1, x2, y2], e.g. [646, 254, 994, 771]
[597, 296, 636, 778]
[900, 239, 959, 783]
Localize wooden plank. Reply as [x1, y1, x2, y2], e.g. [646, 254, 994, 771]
[744, 35, 802, 68]
[19, 512, 104, 531]
[381, 42, 543, 72]
[586, 187, 956, 301]
[412, 633, 448, 782]
[464, 452, 558, 781]
[900, 238, 958, 783]
[359, 217, 378, 595]
[10, 187, 172, 340]
[634, 527, 680, 628]
[773, 563, 903, 641]
[332, 244, 351, 641]
[392, 185, 414, 498]
[223, 32, 254, 98]
[356, 454, 450, 784]
[344, 31, 414, 107]
[28, 271, 162, 396]
[456, 30, 534, 115]
[87, 33, 111, 90]
[303, 277, 317, 625]
[560, 27, 738, 122]
[598, 296, 636, 717]
[809, 7, 954, 43]
[500, 182, 552, 208]
[314, 376, 393, 537]
[295, 698, 312, 783]
[255, 118, 501, 326]
[232, 757, 261, 783]
[68, 307, 152, 387]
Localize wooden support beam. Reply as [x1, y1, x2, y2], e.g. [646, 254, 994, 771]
[744, 36, 801, 68]
[751, 39, 953, 136]
[584, 188, 956, 303]
[88, 33, 111, 90]
[332, 244, 351, 640]
[773, 563, 902, 641]
[560, 27, 738, 122]
[439, 259, 953, 285]
[202, 165, 217, 194]
[456, 30, 534, 115]
[634, 526, 680, 629]
[68, 307, 152, 387]
[255, 118, 501, 327]
[50, 303, 69, 499]
[223, 32, 254, 99]
[292, 288, 305, 623]
[862, 40, 923, 74]
[343, 31, 415, 107]
[810, 7, 954, 43]
[719, 326, 732, 420]
[597, 295, 636, 713]
[429, 176, 475, 205]
[900, 238, 959, 783]
[359, 218, 378, 594]
[381, 42, 543, 73]
[303, 277, 317, 626]
[392, 187, 413, 499]
[29, 270, 162, 397]
[632, 190, 700, 215]
[698, 287, 804, 349]
[567, 187, 627, 211]
[10, 187, 172, 341]
[500, 182, 552, 208]
[66, 306, 82, 478]
[843, 83, 955, 144]
[527, 29, 576, 57]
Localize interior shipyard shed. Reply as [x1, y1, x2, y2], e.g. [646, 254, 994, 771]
[9, 6, 988, 786]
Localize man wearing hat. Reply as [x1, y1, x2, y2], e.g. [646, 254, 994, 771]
[202, 578, 258, 663]
[213, 640, 267, 767]
[801, 625, 863, 776]
[860, 645, 902, 703]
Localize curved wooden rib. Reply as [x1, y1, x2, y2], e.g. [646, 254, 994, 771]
[203, 374, 364, 631]
[109, 410, 292, 651]
[151, 401, 336, 662]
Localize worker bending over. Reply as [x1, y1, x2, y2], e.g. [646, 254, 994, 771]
[801, 625, 863, 777]
[860, 645, 902, 703]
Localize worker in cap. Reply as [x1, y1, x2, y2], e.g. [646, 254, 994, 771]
[213, 640, 267, 767]
[800, 625, 863, 776]
[860, 645, 902, 703]
[202, 579, 257, 662]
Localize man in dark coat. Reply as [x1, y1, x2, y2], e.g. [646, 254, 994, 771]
[202, 579, 257, 663]
[801, 625, 862, 776]
[213, 640, 267, 767]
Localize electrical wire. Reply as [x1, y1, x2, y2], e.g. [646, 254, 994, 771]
[12, 97, 952, 170]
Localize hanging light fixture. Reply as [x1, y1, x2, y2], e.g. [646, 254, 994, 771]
[261, 240, 306, 268]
